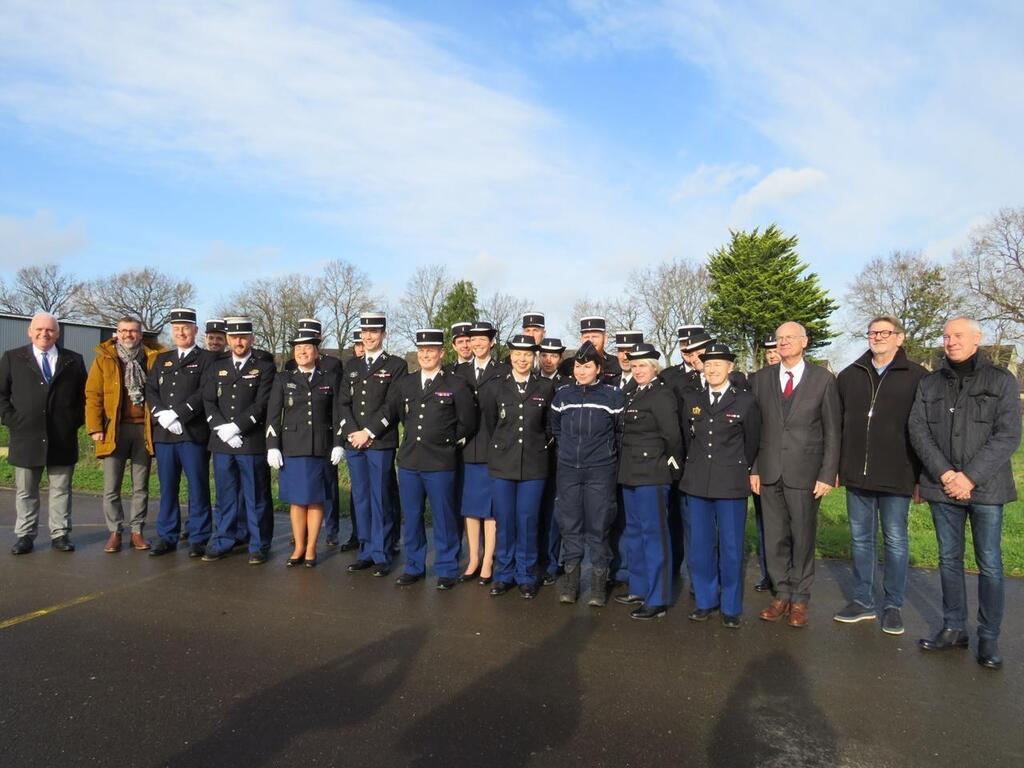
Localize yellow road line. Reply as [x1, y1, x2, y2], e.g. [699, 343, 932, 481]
[0, 591, 105, 630]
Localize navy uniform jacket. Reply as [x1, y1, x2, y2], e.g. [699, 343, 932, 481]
[617, 379, 683, 486]
[454, 358, 507, 464]
[385, 371, 478, 472]
[265, 365, 343, 458]
[145, 347, 213, 444]
[557, 352, 621, 385]
[202, 355, 276, 454]
[336, 351, 408, 450]
[680, 386, 760, 499]
[480, 372, 554, 481]
[539, 372, 571, 391]
[550, 382, 625, 469]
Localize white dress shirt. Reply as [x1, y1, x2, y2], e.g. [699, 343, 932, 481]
[33, 345, 58, 376]
[779, 358, 806, 390]
[177, 345, 196, 360]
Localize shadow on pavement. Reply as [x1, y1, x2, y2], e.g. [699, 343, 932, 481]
[709, 650, 838, 768]
[166, 624, 428, 767]
[398, 617, 595, 767]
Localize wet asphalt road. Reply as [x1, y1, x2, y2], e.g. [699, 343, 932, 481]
[1, 490, 1021, 768]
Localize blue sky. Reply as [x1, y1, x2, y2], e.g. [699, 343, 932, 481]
[1, 0, 1022, 349]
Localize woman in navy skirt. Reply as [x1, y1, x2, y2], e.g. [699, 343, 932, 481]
[265, 327, 344, 567]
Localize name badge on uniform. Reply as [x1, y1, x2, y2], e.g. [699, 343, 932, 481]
[186, 363, 199, 370]
[374, 371, 391, 379]
[286, 382, 298, 389]
[243, 370, 259, 378]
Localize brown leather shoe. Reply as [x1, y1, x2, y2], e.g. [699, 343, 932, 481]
[104, 532, 122, 553]
[759, 598, 791, 622]
[788, 603, 809, 628]
[130, 532, 151, 551]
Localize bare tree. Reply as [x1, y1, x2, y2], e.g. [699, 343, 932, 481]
[950, 207, 1024, 341]
[604, 298, 643, 337]
[565, 297, 608, 342]
[319, 259, 377, 350]
[846, 249, 959, 360]
[75, 268, 195, 333]
[222, 274, 323, 355]
[629, 259, 709, 364]
[389, 265, 451, 348]
[0, 263, 81, 317]
[478, 291, 532, 343]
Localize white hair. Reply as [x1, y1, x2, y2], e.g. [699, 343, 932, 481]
[945, 316, 982, 334]
[30, 312, 60, 332]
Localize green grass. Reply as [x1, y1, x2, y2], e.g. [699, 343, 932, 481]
[1, 425, 1020, 575]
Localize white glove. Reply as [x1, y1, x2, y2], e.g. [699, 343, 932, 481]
[226, 435, 244, 449]
[167, 419, 183, 435]
[215, 422, 242, 441]
[267, 449, 284, 469]
[155, 410, 178, 429]
[330, 446, 344, 465]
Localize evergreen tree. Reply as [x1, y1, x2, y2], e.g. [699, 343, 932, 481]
[705, 225, 838, 366]
[431, 280, 479, 365]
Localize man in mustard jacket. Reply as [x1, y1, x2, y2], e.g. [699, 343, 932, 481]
[85, 317, 162, 552]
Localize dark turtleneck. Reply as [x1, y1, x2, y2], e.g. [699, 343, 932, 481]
[948, 352, 978, 381]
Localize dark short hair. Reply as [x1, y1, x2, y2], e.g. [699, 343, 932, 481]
[869, 315, 906, 334]
[116, 316, 143, 329]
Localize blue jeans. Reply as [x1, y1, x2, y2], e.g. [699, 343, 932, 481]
[846, 488, 910, 610]
[930, 502, 1004, 640]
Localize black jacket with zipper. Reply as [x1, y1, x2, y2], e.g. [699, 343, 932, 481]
[837, 347, 927, 495]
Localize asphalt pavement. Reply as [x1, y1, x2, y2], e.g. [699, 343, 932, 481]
[1, 490, 1021, 768]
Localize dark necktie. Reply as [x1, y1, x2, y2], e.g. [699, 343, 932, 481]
[423, 377, 433, 391]
[711, 390, 720, 407]
[235, 361, 242, 372]
[475, 367, 482, 383]
[783, 371, 794, 399]
[41, 353, 52, 384]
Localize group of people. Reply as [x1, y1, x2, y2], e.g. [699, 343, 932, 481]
[0, 306, 1018, 670]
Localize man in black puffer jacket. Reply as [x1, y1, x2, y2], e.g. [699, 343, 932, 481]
[834, 316, 926, 635]
[909, 317, 1021, 670]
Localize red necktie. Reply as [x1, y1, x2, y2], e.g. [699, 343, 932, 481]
[783, 371, 794, 399]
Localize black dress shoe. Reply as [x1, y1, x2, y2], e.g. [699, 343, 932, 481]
[188, 544, 206, 558]
[201, 548, 226, 562]
[613, 593, 644, 606]
[347, 559, 374, 572]
[722, 614, 742, 629]
[541, 573, 558, 586]
[489, 581, 513, 596]
[919, 628, 970, 651]
[339, 539, 358, 552]
[248, 552, 267, 565]
[688, 607, 719, 622]
[10, 536, 33, 555]
[51, 535, 75, 552]
[371, 564, 390, 577]
[325, 535, 339, 549]
[285, 556, 305, 567]
[754, 578, 772, 592]
[977, 638, 1003, 670]
[436, 577, 458, 590]
[519, 584, 538, 600]
[149, 539, 177, 556]
[478, 575, 493, 586]
[631, 605, 668, 620]
[395, 572, 422, 587]
[458, 566, 480, 583]
[304, 557, 317, 568]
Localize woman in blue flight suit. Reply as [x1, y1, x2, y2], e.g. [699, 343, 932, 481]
[265, 327, 344, 568]
[480, 335, 555, 599]
[613, 343, 683, 620]
[680, 342, 761, 627]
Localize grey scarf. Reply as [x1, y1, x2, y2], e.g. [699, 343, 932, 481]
[116, 343, 147, 405]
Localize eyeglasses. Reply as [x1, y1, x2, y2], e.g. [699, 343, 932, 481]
[775, 335, 805, 343]
[865, 330, 896, 339]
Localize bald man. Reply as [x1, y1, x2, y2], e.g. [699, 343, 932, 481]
[1, 313, 87, 554]
[748, 321, 841, 627]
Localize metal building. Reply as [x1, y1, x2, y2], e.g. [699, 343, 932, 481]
[0, 313, 120, 370]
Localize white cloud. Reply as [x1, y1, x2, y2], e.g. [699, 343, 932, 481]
[0, 211, 88, 270]
[673, 163, 760, 201]
[732, 167, 827, 217]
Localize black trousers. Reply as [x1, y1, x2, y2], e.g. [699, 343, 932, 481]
[759, 482, 820, 604]
[554, 463, 618, 569]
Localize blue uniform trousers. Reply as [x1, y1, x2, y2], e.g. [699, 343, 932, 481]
[154, 441, 212, 545]
[209, 453, 272, 555]
[492, 477, 546, 585]
[554, 463, 617, 569]
[398, 468, 460, 579]
[609, 486, 634, 583]
[536, 471, 561, 578]
[346, 447, 396, 566]
[622, 484, 673, 607]
[687, 495, 747, 616]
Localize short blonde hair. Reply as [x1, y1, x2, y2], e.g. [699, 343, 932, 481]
[630, 358, 661, 375]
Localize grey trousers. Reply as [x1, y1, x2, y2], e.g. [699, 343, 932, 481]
[760, 481, 821, 604]
[14, 464, 74, 540]
[103, 423, 152, 533]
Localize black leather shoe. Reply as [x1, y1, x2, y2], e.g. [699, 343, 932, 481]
[339, 539, 358, 552]
[188, 543, 206, 558]
[458, 566, 480, 583]
[51, 535, 75, 552]
[347, 559, 373, 572]
[754, 577, 772, 592]
[395, 572, 422, 587]
[919, 628, 970, 651]
[436, 577, 457, 590]
[371, 564, 390, 577]
[977, 638, 1003, 670]
[478, 575, 493, 586]
[688, 607, 719, 622]
[541, 573, 558, 586]
[519, 584, 538, 600]
[248, 552, 267, 565]
[489, 581, 513, 596]
[613, 593, 644, 606]
[722, 614, 741, 629]
[201, 548, 226, 562]
[149, 538, 177, 556]
[325, 535, 339, 549]
[285, 556, 305, 567]
[304, 557, 317, 568]
[10, 536, 33, 555]
[631, 605, 668, 620]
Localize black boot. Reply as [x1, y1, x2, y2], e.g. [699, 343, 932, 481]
[559, 562, 580, 604]
[588, 567, 609, 607]
[977, 638, 1003, 670]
